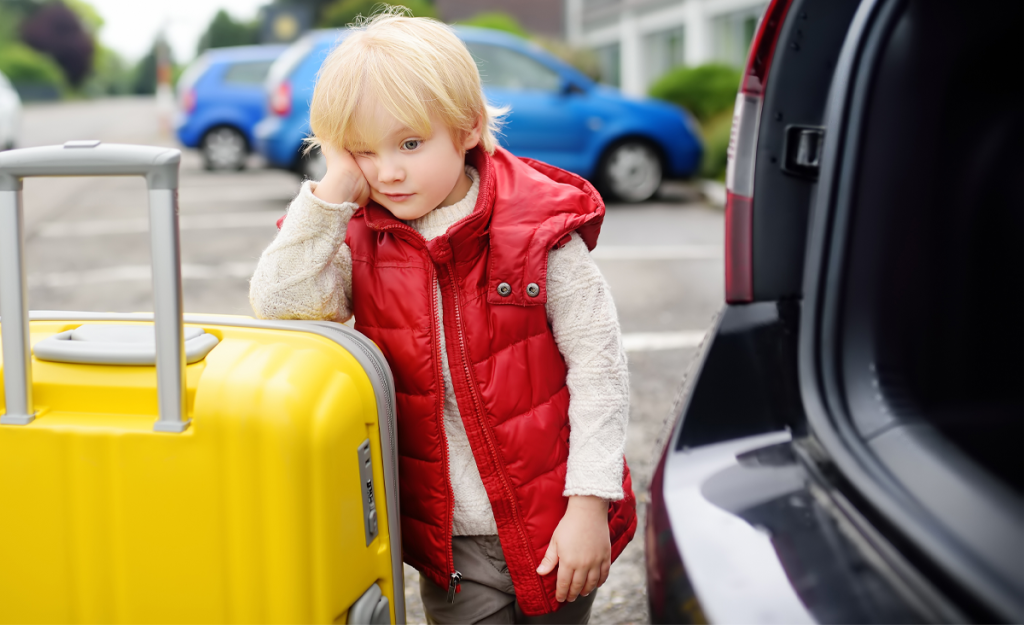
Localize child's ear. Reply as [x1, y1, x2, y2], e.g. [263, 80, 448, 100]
[462, 114, 484, 151]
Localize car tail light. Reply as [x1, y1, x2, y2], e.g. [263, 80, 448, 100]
[271, 81, 292, 117]
[725, 0, 794, 303]
[181, 88, 196, 114]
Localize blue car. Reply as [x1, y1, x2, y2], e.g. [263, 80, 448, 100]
[176, 44, 288, 171]
[255, 27, 702, 202]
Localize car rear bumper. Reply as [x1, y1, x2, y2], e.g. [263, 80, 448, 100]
[647, 303, 963, 624]
[254, 116, 302, 170]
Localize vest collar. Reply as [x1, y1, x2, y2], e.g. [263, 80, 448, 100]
[361, 146, 604, 306]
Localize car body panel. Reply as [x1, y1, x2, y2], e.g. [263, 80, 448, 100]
[175, 45, 287, 149]
[254, 27, 702, 183]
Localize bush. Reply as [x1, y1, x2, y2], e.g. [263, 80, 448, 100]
[699, 106, 734, 181]
[319, 0, 437, 28]
[456, 11, 528, 38]
[649, 63, 741, 123]
[0, 42, 67, 88]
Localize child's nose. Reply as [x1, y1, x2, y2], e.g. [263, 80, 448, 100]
[377, 158, 405, 184]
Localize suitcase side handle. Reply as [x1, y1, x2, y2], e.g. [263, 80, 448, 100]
[0, 141, 190, 433]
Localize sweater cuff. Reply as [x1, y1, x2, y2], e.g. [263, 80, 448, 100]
[299, 180, 360, 213]
[563, 454, 625, 501]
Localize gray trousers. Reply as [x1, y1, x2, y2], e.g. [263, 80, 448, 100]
[420, 536, 597, 624]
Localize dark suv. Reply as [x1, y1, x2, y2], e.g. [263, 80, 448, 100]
[646, 0, 1022, 622]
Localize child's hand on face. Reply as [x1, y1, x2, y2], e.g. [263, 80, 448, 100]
[536, 495, 611, 603]
[311, 143, 371, 207]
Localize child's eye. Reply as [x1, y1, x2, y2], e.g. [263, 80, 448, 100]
[402, 139, 421, 151]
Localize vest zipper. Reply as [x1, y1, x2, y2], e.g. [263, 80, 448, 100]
[377, 222, 460, 597]
[447, 570, 463, 603]
[432, 268, 458, 598]
[444, 258, 550, 612]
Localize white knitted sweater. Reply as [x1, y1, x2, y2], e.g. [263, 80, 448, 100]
[249, 167, 629, 535]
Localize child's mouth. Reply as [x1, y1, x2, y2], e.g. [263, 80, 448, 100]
[382, 192, 414, 202]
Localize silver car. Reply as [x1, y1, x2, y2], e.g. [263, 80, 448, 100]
[0, 71, 21, 150]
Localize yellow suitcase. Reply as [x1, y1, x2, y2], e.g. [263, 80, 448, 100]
[0, 143, 403, 624]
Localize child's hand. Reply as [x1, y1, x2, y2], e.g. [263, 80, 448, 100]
[312, 143, 371, 206]
[536, 495, 611, 603]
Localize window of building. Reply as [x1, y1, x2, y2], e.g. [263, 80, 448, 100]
[644, 26, 685, 86]
[464, 43, 562, 92]
[594, 42, 621, 88]
[712, 6, 766, 68]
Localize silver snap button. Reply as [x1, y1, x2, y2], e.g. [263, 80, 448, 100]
[526, 283, 540, 297]
[497, 282, 512, 297]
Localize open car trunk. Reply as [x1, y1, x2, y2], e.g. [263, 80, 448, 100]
[801, 0, 1023, 620]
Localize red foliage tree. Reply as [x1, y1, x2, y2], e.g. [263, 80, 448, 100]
[20, 2, 94, 87]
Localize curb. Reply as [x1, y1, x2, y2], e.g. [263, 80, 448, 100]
[700, 180, 726, 208]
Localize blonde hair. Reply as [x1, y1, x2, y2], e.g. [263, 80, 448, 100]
[308, 6, 504, 155]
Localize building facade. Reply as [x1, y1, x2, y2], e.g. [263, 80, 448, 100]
[566, 0, 768, 96]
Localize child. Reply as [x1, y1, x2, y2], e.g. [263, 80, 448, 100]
[250, 10, 636, 624]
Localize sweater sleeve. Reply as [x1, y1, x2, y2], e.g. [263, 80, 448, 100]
[546, 232, 629, 501]
[249, 180, 358, 322]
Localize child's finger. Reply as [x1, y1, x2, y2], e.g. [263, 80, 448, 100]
[582, 566, 601, 597]
[599, 560, 610, 587]
[555, 563, 574, 602]
[536, 541, 559, 576]
[567, 567, 588, 602]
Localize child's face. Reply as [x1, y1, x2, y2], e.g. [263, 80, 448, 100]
[350, 106, 481, 221]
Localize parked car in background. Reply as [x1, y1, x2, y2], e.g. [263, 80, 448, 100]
[254, 27, 703, 202]
[647, 0, 1022, 623]
[0, 70, 21, 150]
[175, 44, 287, 171]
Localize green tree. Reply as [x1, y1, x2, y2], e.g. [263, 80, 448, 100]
[0, 4, 23, 47]
[456, 11, 527, 38]
[131, 40, 177, 95]
[319, 0, 437, 28]
[197, 10, 260, 54]
[81, 44, 131, 96]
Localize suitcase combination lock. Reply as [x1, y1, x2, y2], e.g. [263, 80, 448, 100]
[358, 439, 380, 545]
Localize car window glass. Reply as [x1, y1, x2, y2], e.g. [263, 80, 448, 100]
[465, 43, 561, 92]
[176, 55, 210, 95]
[223, 61, 274, 85]
[266, 34, 318, 88]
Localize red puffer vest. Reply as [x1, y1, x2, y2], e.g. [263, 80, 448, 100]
[346, 146, 636, 616]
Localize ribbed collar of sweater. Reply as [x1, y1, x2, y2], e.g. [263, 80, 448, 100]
[405, 166, 479, 242]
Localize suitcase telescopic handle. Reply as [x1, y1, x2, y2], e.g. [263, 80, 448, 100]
[0, 141, 191, 433]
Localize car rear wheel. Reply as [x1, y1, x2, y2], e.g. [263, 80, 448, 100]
[599, 140, 663, 203]
[201, 127, 248, 171]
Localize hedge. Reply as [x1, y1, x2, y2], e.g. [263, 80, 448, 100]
[0, 42, 65, 87]
[700, 107, 734, 181]
[649, 63, 742, 123]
